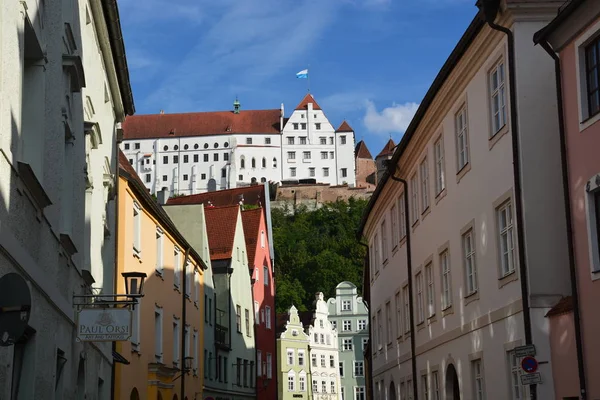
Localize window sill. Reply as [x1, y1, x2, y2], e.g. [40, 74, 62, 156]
[456, 162, 471, 184]
[441, 305, 454, 317]
[417, 321, 426, 332]
[155, 269, 164, 279]
[579, 111, 600, 133]
[434, 188, 447, 205]
[591, 270, 600, 282]
[383, 259, 389, 268]
[411, 218, 420, 231]
[464, 290, 480, 306]
[427, 314, 437, 325]
[392, 245, 399, 256]
[489, 124, 509, 151]
[17, 162, 52, 209]
[399, 235, 407, 248]
[133, 249, 142, 261]
[498, 270, 518, 288]
[421, 206, 431, 220]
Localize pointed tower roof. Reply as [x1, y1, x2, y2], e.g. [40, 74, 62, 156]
[377, 138, 396, 158]
[295, 94, 322, 111]
[354, 140, 373, 159]
[336, 120, 353, 133]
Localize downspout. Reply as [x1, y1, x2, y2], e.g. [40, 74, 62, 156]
[476, 3, 536, 398]
[250, 268, 258, 399]
[389, 171, 418, 400]
[111, 123, 122, 400]
[536, 37, 587, 400]
[182, 248, 191, 400]
[356, 241, 373, 400]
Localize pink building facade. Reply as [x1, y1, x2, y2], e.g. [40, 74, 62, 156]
[536, 1, 600, 398]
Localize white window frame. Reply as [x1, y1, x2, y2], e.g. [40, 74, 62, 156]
[254, 301, 259, 324]
[398, 195, 407, 239]
[391, 204, 399, 245]
[193, 329, 198, 374]
[381, 220, 388, 262]
[472, 359, 485, 400]
[354, 361, 364, 377]
[455, 105, 469, 170]
[357, 319, 366, 330]
[343, 338, 353, 351]
[298, 350, 305, 366]
[425, 262, 435, 317]
[154, 307, 163, 362]
[194, 269, 200, 306]
[463, 229, 478, 294]
[385, 301, 392, 344]
[403, 286, 410, 333]
[265, 306, 272, 329]
[173, 318, 180, 367]
[575, 23, 600, 130]
[155, 227, 164, 274]
[498, 201, 516, 276]
[395, 292, 402, 337]
[288, 371, 296, 392]
[343, 320, 352, 332]
[410, 174, 419, 223]
[489, 60, 507, 135]
[287, 348, 295, 366]
[173, 248, 181, 289]
[432, 371, 440, 400]
[342, 299, 352, 311]
[416, 272, 424, 323]
[133, 202, 142, 255]
[354, 386, 365, 400]
[434, 136, 445, 195]
[266, 353, 272, 378]
[299, 373, 306, 392]
[509, 350, 524, 400]
[420, 157, 429, 211]
[441, 250, 452, 309]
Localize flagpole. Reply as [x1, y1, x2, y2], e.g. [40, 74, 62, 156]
[307, 65, 311, 93]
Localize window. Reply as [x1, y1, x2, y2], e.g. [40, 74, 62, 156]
[298, 350, 305, 366]
[287, 373, 296, 392]
[245, 309, 250, 336]
[131, 298, 141, 350]
[399, 195, 407, 239]
[416, 272, 424, 323]
[463, 229, 477, 294]
[385, 301, 392, 344]
[407, 380, 413, 400]
[194, 154, 199, 162]
[316, 123, 322, 130]
[288, 137, 295, 145]
[321, 167, 328, 177]
[265, 306, 272, 329]
[287, 349, 294, 365]
[293, 123, 299, 130]
[585, 37, 600, 117]
[343, 338, 353, 351]
[183, 155, 189, 163]
[300, 137, 307, 145]
[257, 350, 262, 377]
[265, 137, 271, 144]
[163, 155, 168, 165]
[224, 153, 229, 161]
[403, 285, 410, 333]
[124, 143, 130, 150]
[303, 151, 311, 160]
[420, 158, 429, 210]
[162, 175, 167, 182]
[266, 353, 272, 378]
[154, 308, 163, 362]
[201, 173, 206, 180]
[156, 228, 164, 274]
[173, 319, 180, 367]
[290, 167, 296, 177]
[129, 159, 133, 165]
[425, 263, 435, 317]
[371, 316, 377, 353]
[173, 249, 181, 288]
[134, 142, 140, 149]
[377, 309, 383, 348]
[133, 203, 141, 255]
[395, 292, 402, 337]
[183, 174, 188, 181]
[330, 151, 335, 159]
[330, 355, 335, 368]
[343, 320, 351, 331]
[362, 337, 368, 350]
[341, 168, 348, 178]
[246, 138, 253, 145]
[391, 205, 398, 245]
[456, 106, 469, 170]
[312, 354, 317, 367]
[331, 320, 337, 330]
[212, 153, 218, 162]
[145, 174, 151, 183]
[273, 157, 277, 167]
[288, 151, 296, 160]
[432, 371, 440, 400]
[301, 123, 307, 130]
[185, 262, 192, 297]
[509, 351, 524, 400]
[236, 305, 242, 333]
[173, 155, 179, 163]
[498, 201, 516, 276]
[322, 381, 327, 393]
[299, 374, 306, 392]
[262, 157, 266, 168]
[331, 381, 336, 393]
[410, 174, 419, 223]
[355, 386, 365, 400]
[221, 169, 226, 178]
[490, 61, 507, 134]
[313, 379, 318, 393]
[341, 387, 345, 400]
[381, 221, 388, 262]
[320, 354, 326, 367]
[339, 361, 345, 377]
[441, 250, 452, 309]
[321, 151, 328, 159]
[434, 137, 445, 194]
[341, 136, 347, 145]
[309, 167, 315, 177]
[358, 319, 366, 330]
[472, 359, 485, 400]
[342, 300, 352, 311]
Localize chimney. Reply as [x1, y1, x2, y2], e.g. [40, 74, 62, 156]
[233, 97, 241, 114]
[157, 187, 170, 205]
[160, 110, 164, 115]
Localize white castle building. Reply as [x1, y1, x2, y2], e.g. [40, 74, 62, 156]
[120, 94, 357, 195]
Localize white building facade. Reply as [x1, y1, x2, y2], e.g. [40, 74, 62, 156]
[360, 2, 570, 400]
[120, 94, 356, 195]
[0, 0, 133, 398]
[308, 292, 342, 400]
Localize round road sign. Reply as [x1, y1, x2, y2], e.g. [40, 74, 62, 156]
[0, 273, 32, 346]
[521, 356, 538, 373]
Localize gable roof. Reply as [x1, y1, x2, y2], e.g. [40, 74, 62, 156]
[295, 94, 322, 111]
[376, 138, 396, 157]
[204, 205, 240, 260]
[241, 207, 263, 268]
[355, 140, 373, 159]
[336, 120, 354, 133]
[167, 185, 266, 207]
[122, 109, 281, 140]
[118, 150, 206, 269]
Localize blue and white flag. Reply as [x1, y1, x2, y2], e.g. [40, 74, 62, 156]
[296, 69, 308, 79]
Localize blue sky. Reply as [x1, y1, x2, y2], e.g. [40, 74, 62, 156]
[119, 0, 478, 157]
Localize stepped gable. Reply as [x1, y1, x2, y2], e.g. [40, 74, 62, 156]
[354, 140, 373, 159]
[122, 109, 281, 139]
[166, 185, 264, 207]
[204, 205, 240, 260]
[241, 207, 263, 269]
[377, 138, 396, 157]
[295, 94, 322, 111]
[336, 120, 353, 133]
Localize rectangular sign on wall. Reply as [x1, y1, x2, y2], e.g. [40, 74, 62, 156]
[76, 308, 132, 342]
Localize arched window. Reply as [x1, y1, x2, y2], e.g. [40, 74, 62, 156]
[252, 158, 256, 168]
[251, 177, 257, 184]
[261, 177, 266, 183]
[130, 388, 140, 400]
[273, 157, 277, 168]
[240, 156, 245, 169]
[262, 157, 266, 168]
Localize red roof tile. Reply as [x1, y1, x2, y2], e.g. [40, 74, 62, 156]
[204, 205, 240, 260]
[336, 120, 353, 133]
[166, 185, 265, 208]
[122, 109, 281, 140]
[241, 208, 263, 269]
[295, 94, 322, 111]
[545, 296, 574, 317]
[376, 138, 396, 157]
[355, 140, 373, 159]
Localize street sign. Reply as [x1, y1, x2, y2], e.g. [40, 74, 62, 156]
[514, 344, 536, 358]
[521, 356, 538, 373]
[520, 372, 542, 385]
[76, 308, 132, 342]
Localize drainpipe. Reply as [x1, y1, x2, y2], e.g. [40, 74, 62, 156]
[356, 242, 374, 400]
[535, 37, 588, 400]
[182, 248, 191, 400]
[111, 122, 122, 400]
[477, 1, 535, 398]
[388, 171, 418, 400]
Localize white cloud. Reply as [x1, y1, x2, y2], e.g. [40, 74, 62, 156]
[363, 100, 419, 134]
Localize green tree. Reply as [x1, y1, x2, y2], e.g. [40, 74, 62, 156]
[273, 197, 368, 313]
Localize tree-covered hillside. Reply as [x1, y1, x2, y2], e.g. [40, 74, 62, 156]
[272, 198, 368, 313]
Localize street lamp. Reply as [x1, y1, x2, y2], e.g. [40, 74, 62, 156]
[122, 272, 147, 298]
[173, 356, 195, 381]
[72, 271, 147, 308]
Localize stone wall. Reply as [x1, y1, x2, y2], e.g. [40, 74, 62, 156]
[272, 183, 373, 212]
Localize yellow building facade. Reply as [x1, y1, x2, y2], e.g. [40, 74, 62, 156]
[115, 152, 206, 399]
